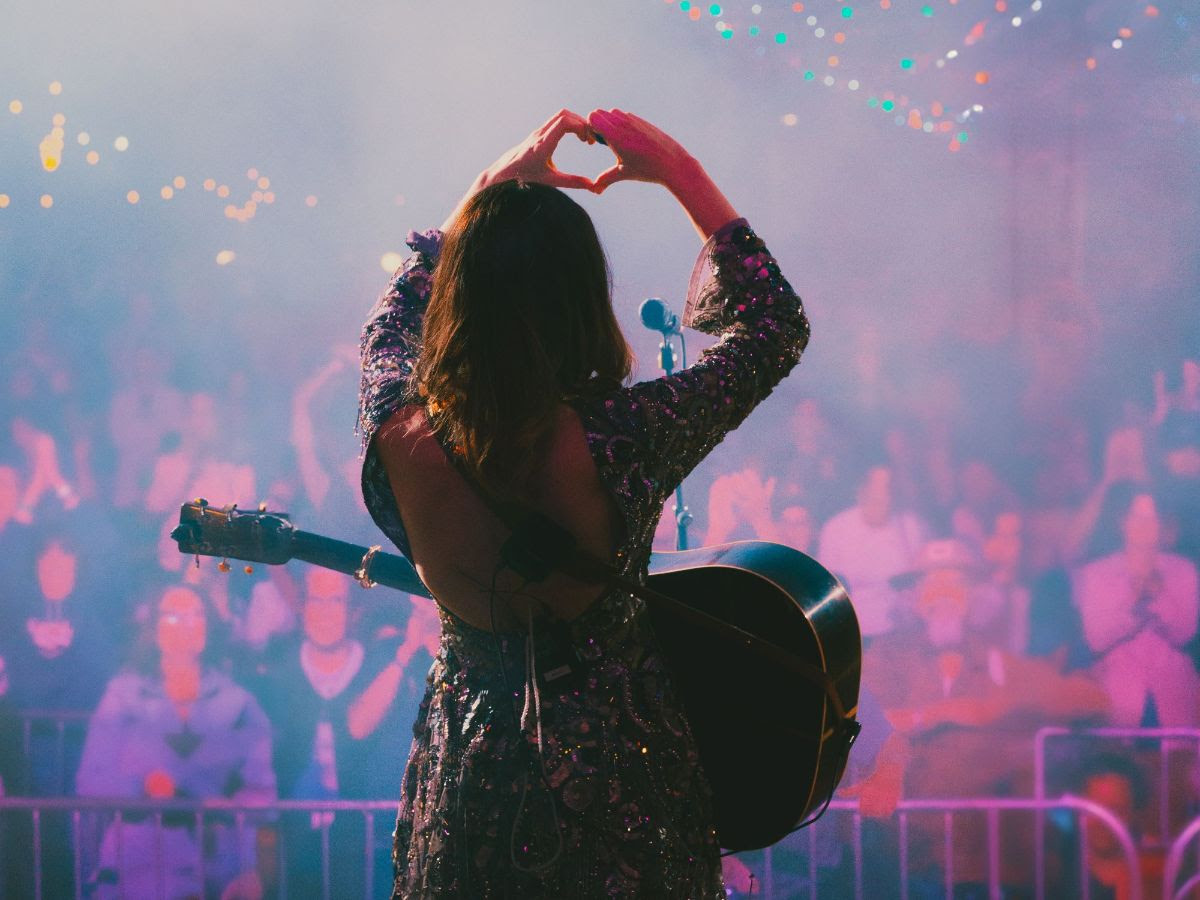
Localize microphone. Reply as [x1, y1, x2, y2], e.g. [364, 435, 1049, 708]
[639, 298, 681, 336]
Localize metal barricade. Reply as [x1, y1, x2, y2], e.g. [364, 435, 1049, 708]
[0, 796, 396, 900]
[751, 796, 1143, 900]
[0, 794, 1155, 900]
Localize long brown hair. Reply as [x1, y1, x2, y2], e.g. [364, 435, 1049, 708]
[415, 180, 632, 496]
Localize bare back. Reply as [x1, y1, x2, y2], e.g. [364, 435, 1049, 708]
[375, 403, 620, 631]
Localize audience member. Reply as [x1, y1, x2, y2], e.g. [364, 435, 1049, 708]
[9, 417, 78, 524]
[252, 569, 407, 892]
[817, 464, 926, 640]
[1071, 483, 1199, 727]
[76, 585, 275, 899]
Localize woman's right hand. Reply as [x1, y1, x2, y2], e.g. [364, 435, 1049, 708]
[587, 108, 740, 240]
[586, 108, 697, 194]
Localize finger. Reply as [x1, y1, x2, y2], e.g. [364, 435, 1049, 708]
[587, 109, 619, 142]
[591, 164, 626, 194]
[544, 167, 595, 191]
[537, 108, 582, 135]
[542, 110, 592, 148]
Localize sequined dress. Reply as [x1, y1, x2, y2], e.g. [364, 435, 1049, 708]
[358, 217, 809, 898]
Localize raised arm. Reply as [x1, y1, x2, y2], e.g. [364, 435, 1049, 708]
[578, 112, 809, 507]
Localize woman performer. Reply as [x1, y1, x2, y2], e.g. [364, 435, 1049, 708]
[358, 108, 810, 897]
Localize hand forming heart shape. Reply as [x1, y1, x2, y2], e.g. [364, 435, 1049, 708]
[442, 108, 705, 231]
[477, 108, 609, 194]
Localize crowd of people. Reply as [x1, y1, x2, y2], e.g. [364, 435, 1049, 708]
[0, 301, 1197, 897]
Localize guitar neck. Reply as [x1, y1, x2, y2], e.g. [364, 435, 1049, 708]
[290, 530, 432, 598]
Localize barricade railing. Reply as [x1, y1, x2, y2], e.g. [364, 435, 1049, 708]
[1165, 815, 1200, 900]
[0, 796, 396, 900]
[755, 796, 1143, 900]
[0, 794, 1151, 900]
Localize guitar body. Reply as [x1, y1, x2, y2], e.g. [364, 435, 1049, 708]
[647, 542, 861, 851]
[173, 503, 860, 851]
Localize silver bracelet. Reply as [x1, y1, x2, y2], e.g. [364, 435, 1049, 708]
[355, 545, 383, 589]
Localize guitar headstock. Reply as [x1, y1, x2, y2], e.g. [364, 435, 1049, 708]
[172, 499, 296, 566]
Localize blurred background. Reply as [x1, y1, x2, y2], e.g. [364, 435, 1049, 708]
[1, 1, 1198, 897]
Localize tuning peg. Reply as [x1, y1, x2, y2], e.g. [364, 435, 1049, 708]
[218, 559, 231, 573]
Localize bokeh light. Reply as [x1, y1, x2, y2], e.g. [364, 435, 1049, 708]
[380, 251, 405, 272]
[126, 190, 139, 204]
[86, 150, 100, 165]
[114, 136, 129, 151]
[39, 194, 53, 208]
[8, 100, 21, 114]
[215, 250, 236, 266]
[48, 81, 62, 95]
[0, 194, 9, 208]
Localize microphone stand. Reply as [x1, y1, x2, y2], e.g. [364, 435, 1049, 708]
[652, 318, 693, 551]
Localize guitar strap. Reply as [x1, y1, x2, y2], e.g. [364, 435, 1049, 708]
[442, 447, 857, 732]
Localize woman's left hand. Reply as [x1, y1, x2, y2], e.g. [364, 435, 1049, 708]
[480, 108, 597, 189]
[442, 110, 596, 230]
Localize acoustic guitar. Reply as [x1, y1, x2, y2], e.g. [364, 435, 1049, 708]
[172, 499, 861, 851]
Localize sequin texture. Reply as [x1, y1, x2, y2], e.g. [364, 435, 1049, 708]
[358, 218, 809, 898]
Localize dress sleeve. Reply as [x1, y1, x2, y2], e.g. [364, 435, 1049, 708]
[357, 227, 443, 449]
[579, 218, 810, 519]
[357, 228, 442, 560]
